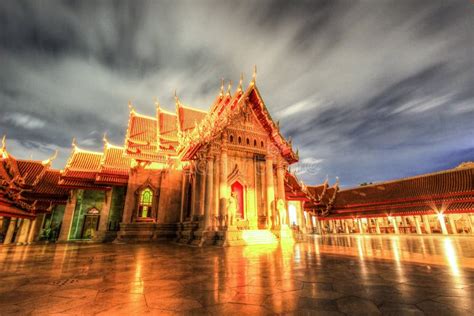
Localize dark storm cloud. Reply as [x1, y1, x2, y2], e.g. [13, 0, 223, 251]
[0, 0, 473, 186]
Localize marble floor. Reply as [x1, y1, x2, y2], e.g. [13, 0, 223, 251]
[0, 235, 473, 315]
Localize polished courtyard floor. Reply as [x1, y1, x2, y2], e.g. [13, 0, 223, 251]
[0, 235, 473, 315]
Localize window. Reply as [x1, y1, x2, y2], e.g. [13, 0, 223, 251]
[238, 136, 242, 144]
[261, 141, 264, 148]
[138, 188, 153, 218]
[230, 135, 234, 143]
[246, 138, 250, 145]
[254, 139, 257, 147]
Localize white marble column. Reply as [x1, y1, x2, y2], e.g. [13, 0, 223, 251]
[276, 161, 288, 225]
[179, 170, 187, 223]
[58, 190, 77, 241]
[265, 155, 275, 228]
[198, 159, 206, 218]
[203, 155, 214, 230]
[219, 141, 228, 226]
[213, 156, 220, 230]
[375, 218, 381, 234]
[358, 219, 364, 234]
[448, 215, 457, 234]
[3, 218, 17, 245]
[391, 217, 400, 234]
[438, 214, 448, 235]
[17, 218, 31, 244]
[422, 215, 432, 234]
[27, 213, 45, 243]
[468, 215, 474, 235]
[414, 216, 422, 234]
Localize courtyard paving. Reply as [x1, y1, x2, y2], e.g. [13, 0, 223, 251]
[0, 235, 473, 315]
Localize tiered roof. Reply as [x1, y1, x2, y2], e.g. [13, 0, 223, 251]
[60, 139, 131, 189]
[178, 71, 298, 163]
[0, 137, 68, 218]
[312, 164, 474, 219]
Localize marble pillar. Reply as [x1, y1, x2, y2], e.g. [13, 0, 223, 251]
[179, 170, 187, 223]
[448, 215, 457, 234]
[391, 217, 400, 234]
[190, 169, 197, 219]
[422, 215, 432, 234]
[219, 144, 228, 227]
[198, 160, 206, 218]
[3, 218, 17, 245]
[276, 161, 287, 225]
[58, 190, 77, 242]
[358, 220, 364, 234]
[375, 218, 381, 234]
[203, 156, 214, 230]
[468, 215, 474, 234]
[27, 213, 45, 243]
[438, 214, 448, 235]
[414, 216, 422, 234]
[213, 156, 220, 230]
[96, 189, 113, 238]
[17, 219, 31, 244]
[265, 155, 275, 228]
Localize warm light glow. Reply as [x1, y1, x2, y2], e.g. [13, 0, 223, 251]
[288, 202, 298, 225]
[241, 230, 278, 245]
[443, 238, 460, 277]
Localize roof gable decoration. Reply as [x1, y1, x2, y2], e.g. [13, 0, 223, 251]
[178, 68, 298, 163]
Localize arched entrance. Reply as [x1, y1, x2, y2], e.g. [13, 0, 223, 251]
[231, 181, 244, 219]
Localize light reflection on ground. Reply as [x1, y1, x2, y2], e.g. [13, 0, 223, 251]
[0, 235, 473, 315]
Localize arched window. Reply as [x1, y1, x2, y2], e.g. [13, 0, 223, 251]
[260, 141, 264, 148]
[238, 136, 242, 144]
[138, 188, 153, 218]
[230, 135, 234, 143]
[254, 139, 257, 147]
[246, 138, 250, 145]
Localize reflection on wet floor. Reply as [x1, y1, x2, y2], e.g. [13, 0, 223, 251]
[0, 235, 473, 315]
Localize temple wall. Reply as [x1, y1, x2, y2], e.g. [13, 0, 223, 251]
[157, 169, 183, 224]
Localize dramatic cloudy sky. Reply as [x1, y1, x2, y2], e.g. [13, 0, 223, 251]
[0, 0, 473, 187]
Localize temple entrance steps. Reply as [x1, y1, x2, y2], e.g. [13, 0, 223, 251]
[240, 230, 279, 245]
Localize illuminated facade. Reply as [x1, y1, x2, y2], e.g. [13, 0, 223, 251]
[1, 71, 473, 246]
[305, 162, 474, 235]
[0, 71, 308, 246]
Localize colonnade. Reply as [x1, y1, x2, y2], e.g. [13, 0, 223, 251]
[0, 214, 46, 245]
[317, 214, 474, 235]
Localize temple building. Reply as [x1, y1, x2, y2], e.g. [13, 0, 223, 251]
[0, 71, 473, 246]
[305, 162, 474, 235]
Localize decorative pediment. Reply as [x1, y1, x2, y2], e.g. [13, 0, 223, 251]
[227, 163, 247, 186]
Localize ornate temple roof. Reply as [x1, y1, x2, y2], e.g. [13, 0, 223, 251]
[0, 138, 67, 217]
[312, 165, 474, 219]
[179, 71, 298, 163]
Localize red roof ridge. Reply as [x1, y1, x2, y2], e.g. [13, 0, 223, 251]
[339, 165, 474, 192]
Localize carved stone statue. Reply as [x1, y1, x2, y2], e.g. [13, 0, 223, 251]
[277, 199, 287, 226]
[227, 192, 238, 227]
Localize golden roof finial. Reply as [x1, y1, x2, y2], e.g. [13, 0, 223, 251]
[1, 134, 6, 152]
[128, 100, 135, 112]
[226, 80, 232, 96]
[238, 73, 243, 92]
[251, 65, 257, 85]
[220, 78, 224, 97]
[72, 137, 77, 149]
[174, 89, 180, 106]
[154, 97, 160, 111]
[103, 132, 108, 144]
[42, 150, 58, 166]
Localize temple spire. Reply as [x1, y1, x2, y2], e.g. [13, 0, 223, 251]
[128, 100, 135, 112]
[220, 78, 224, 97]
[226, 80, 232, 96]
[174, 89, 180, 106]
[103, 132, 108, 145]
[42, 150, 58, 166]
[237, 73, 243, 92]
[1, 134, 6, 152]
[72, 137, 77, 149]
[251, 65, 257, 86]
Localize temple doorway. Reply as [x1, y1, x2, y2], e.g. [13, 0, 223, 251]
[231, 181, 244, 219]
[81, 215, 99, 239]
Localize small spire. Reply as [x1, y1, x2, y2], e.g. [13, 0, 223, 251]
[103, 132, 108, 144]
[72, 137, 77, 148]
[154, 97, 161, 112]
[238, 73, 243, 92]
[174, 89, 180, 106]
[1, 134, 5, 151]
[226, 80, 232, 96]
[128, 100, 135, 112]
[251, 65, 257, 85]
[43, 150, 58, 166]
[220, 78, 224, 97]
